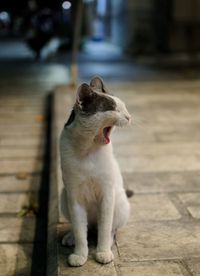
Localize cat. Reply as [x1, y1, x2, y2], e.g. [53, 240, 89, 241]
[60, 76, 131, 267]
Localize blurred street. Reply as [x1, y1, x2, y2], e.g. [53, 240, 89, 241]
[2, 37, 200, 84]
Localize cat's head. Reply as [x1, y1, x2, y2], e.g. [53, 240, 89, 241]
[73, 76, 131, 145]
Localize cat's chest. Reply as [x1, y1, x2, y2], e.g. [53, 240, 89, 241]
[77, 177, 102, 206]
[76, 148, 113, 176]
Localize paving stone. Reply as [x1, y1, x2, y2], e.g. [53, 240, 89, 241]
[129, 195, 181, 221]
[0, 108, 44, 114]
[0, 159, 43, 174]
[0, 217, 45, 242]
[0, 119, 44, 125]
[0, 148, 43, 159]
[116, 220, 200, 261]
[178, 193, 200, 205]
[132, 109, 200, 124]
[0, 114, 45, 124]
[118, 261, 184, 276]
[0, 96, 44, 102]
[185, 258, 200, 276]
[128, 100, 200, 110]
[113, 79, 200, 88]
[0, 125, 44, 135]
[112, 82, 200, 102]
[0, 244, 32, 276]
[0, 175, 40, 192]
[187, 206, 200, 219]
[114, 143, 200, 157]
[0, 109, 44, 115]
[140, 122, 200, 134]
[117, 155, 200, 173]
[157, 131, 200, 143]
[0, 193, 38, 213]
[123, 171, 200, 194]
[0, 137, 44, 147]
[0, 103, 44, 109]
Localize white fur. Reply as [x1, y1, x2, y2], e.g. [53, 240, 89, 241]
[60, 87, 131, 266]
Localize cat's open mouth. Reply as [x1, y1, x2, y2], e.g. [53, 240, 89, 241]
[103, 126, 112, 144]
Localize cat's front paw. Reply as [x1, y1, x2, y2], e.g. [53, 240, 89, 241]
[68, 254, 87, 267]
[96, 250, 114, 264]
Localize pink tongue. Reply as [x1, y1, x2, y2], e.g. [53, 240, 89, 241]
[103, 135, 110, 144]
[103, 128, 110, 144]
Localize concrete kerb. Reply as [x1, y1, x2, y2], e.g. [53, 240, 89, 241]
[47, 86, 75, 276]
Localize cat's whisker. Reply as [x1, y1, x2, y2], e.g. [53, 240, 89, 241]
[133, 120, 145, 128]
[130, 114, 147, 129]
[129, 114, 152, 134]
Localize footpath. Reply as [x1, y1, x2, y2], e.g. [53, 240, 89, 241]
[0, 62, 69, 275]
[1, 74, 200, 275]
[0, 93, 47, 275]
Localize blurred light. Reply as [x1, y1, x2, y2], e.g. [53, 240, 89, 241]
[62, 1, 71, 10]
[83, 0, 95, 3]
[97, 0, 106, 16]
[0, 11, 9, 21]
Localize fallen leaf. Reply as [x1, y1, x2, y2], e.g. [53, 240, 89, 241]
[16, 172, 29, 180]
[35, 114, 45, 122]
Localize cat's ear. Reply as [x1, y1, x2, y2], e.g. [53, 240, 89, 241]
[76, 83, 93, 106]
[90, 76, 108, 93]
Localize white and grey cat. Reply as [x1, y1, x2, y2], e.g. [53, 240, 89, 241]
[60, 76, 131, 267]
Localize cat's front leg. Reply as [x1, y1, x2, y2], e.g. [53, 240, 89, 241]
[96, 188, 114, 264]
[67, 201, 88, 266]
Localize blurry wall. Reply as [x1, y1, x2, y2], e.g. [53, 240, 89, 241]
[125, 0, 200, 56]
[171, 0, 200, 52]
[110, 0, 127, 50]
[126, 0, 155, 55]
[83, 0, 200, 56]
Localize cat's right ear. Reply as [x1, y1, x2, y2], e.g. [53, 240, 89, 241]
[90, 76, 108, 93]
[76, 83, 93, 107]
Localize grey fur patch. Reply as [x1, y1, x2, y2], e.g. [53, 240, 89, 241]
[80, 92, 116, 115]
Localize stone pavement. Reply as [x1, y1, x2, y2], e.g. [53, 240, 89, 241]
[48, 80, 200, 276]
[0, 63, 69, 275]
[0, 94, 47, 275]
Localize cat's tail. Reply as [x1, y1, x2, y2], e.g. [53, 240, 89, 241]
[126, 189, 134, 198]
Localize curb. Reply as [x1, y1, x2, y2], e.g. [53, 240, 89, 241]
[47, 86, 74, 276]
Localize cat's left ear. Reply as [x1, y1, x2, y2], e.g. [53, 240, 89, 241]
[90, 76, 108, 94]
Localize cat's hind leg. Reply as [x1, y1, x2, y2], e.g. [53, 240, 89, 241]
[60, 189, 76, 246]
[62, 231, 75, 247]
[60, 188, 70, 220]
[112, 191, 130, 233]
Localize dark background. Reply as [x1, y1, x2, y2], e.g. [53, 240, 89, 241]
[1, 0, 200, 58]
